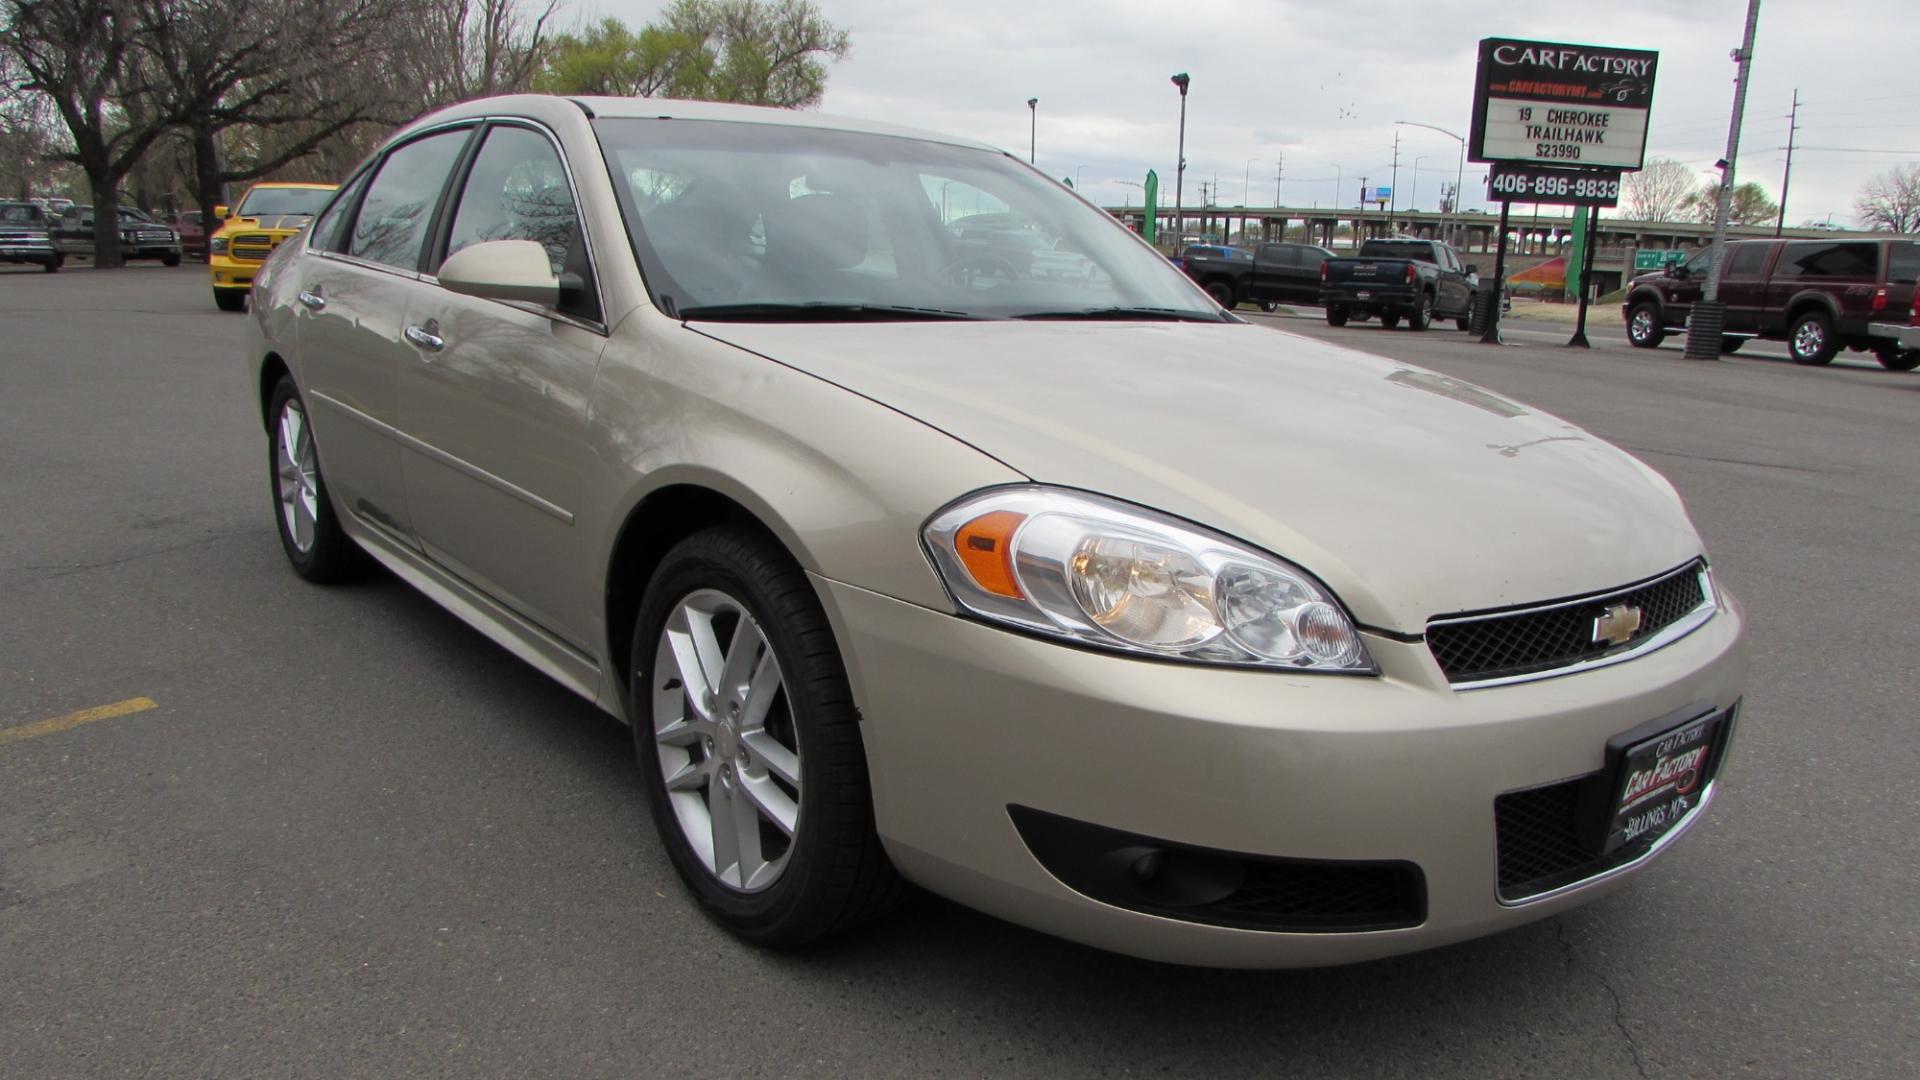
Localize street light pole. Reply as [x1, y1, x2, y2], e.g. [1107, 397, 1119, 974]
[1397, 120, 1467, 246]
[1027, 98, 1037, 164]
[1171, 73, 1190, 253]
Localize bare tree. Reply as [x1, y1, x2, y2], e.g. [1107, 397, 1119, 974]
[1621, 157, 1697, 223]
[2, 0, 174, 266]
[1854, 164, 1920, 233]
[384, 0, 558, 111]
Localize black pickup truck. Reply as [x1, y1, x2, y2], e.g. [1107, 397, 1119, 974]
[1320, 238, 1478, 330]
[1178, 241, 1335, 311]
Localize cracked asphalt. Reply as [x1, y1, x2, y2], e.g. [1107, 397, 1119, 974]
[2, 267, 1916, 1078]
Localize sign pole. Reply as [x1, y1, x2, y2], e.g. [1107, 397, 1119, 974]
[1568, 204, 1601, 348]
[1481, 200, 1511, 345]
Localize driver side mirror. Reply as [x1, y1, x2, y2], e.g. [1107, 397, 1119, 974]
[215, 205, 230, 220]
[436, 239, 559, 308]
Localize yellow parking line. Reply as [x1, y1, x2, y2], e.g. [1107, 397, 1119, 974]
[0, 697, 158, 748]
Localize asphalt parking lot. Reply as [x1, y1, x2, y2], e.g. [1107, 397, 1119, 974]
[3, 265, 1916, 1079]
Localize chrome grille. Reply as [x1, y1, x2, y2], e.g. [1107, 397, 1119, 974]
[1426, 562, 1711, 686]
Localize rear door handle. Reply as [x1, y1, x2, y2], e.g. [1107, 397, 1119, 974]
[297, 288, 325, 311]
[404, 321, 445, 353]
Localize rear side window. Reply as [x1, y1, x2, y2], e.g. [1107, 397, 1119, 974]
[1724, 244, 1768, 278]
[308, 170, 369, 253]
[350, 128, 471, 270]
[1775, 242, 1876, 280]
[1888, 242, 1920, 285]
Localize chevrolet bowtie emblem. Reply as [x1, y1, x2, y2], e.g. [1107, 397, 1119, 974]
[1593, 604, 1644, 647]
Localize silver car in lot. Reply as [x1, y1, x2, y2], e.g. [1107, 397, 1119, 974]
[245, 95, 1746, 968]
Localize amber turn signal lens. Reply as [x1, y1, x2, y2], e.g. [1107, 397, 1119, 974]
[954, 511, 1027, 598]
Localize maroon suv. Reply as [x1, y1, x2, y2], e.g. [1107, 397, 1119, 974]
[1622, 237, 1920, 370]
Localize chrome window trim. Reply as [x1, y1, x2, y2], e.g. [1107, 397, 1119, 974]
[1434, 562, 1718, 691]
[1497, 780, 1717, 907]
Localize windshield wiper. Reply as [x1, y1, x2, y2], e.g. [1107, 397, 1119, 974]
[1010, 306, 1225, 323]
[677, 302, 986, 322]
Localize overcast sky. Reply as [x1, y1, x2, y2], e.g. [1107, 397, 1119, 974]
[598, 0, 1918, 226]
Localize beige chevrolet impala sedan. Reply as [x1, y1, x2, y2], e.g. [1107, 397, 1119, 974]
[245, 95, 1746, 967]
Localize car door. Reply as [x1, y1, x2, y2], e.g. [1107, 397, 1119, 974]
[292, 125, 476, 548]
[1664, 246, 1712, 328]
[54, 208, 92, 256]
[397, 121, 609, 647]
[1718, 243, 1774, 334]
[1435, 246, 1472, 315]
[1253, 244, 1293, 300]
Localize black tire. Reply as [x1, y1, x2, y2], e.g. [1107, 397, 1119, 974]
[1259, 301, 1278, 313]
[1720, 336, 1745, 355]
[1456, 315, 1472, 331]
[214, 288, 247, 312]
[1326, 304, 1349, 327]
[632, 527, 907, 948]
[162, 252, 181, 268]
[42, 258, 58, 273]
[266, 375, 363, 582]
[1877, 345, 1920, 372]
[1204, 281, 1236, 309]
[1407, 292, 1434, 331]
[1380, 312, 1402, 329]
[1626, 301, 1665, 348]
[1787, 310, 1838, 366]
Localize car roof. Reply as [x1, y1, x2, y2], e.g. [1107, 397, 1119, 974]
[243, 182, 337, 191]
[400, 94, 1007, 156]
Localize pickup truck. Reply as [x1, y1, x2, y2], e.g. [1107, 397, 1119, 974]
[1178, 241, 1334, 311]
[1320, 238, 1478, 331]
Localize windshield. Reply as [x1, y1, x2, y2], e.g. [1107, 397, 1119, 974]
[593, 118, 1220, 321]
[0, 203, 44, 225]
[237, 187, 334, 217]
[117, 208, 155, 223]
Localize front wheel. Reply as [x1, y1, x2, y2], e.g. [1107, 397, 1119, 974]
[634, 528, 907, 947]
[266, 376, 362, 582]
[1720, 336, 1745, 355]
[1626, 302, 1665, 348]
[1205, 281, 1236, 309]
[1456, 315, 1472, 331]
[1259, 301, 1278, 313]
[162, 252, 181, 268]
[42, 258, 58, 273]
[1326, 304, 1349, 327]
[1788, 311, 1838, 365]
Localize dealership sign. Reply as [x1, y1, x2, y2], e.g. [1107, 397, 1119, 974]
[1469, 38, 1658, 172]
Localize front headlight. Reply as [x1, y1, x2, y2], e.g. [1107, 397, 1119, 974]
[923, 487, 1375, 672]
[210, 236, 228, 254]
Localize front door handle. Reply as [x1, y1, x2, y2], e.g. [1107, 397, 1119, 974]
[297, 288, 325, 311]
[404, 321, 445, 353]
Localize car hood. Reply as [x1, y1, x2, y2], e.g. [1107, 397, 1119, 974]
[692, 321, 1704, 632]
[226, 214, 313, 232]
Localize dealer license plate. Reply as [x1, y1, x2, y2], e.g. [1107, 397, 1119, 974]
[1602, 712, 1720, 854]
[1356, 291, 1372, 299]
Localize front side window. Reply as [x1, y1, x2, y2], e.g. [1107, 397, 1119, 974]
[446, 126, 580, 277]
[1680, 245, 1713, 275]
[593, 118, 1221, 321]
[350, 128, 471, 270]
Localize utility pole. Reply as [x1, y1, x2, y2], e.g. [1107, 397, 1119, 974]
[1274, 157, 1284, 207]
[1684, 0, 1763, 361]
[1776, 88, 1799, 237]
[1387, 131, 1400, 232]
[1027, 98, 1038, 164]
[1358, 175, 1367, 245]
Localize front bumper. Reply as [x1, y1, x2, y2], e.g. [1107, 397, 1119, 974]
[0, 242, 56, 265]
[817, 576, 1746, 968]
[210, 252, 260, 290]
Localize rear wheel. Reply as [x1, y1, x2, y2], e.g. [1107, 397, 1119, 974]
[42, 258, 58, 273]
[1788, 311, 1837, 365]
[1456, 315, 1472, 331]
[633, 528, 907, 947]
[1720, 336, 1745, 354]
[1259, 301, 1278, 313]
[1326, 304, 1349, 327]
[214, 288, 247, 312]
[1627, 302, 1665, 348]
[1380, 312, 1401, 329]
[266, 376, 362, 582]
[1407, 292, 1434, 331]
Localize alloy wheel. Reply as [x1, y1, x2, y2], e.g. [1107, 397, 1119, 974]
[1793, 320, 1824, 358]
[1630, 309, 1654, 343]
[276, 399, 319, 554]
[652, 588, 800, 893]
